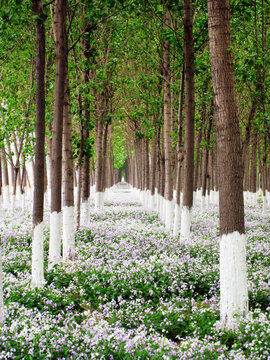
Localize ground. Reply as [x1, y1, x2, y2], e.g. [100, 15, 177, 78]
[0, 188, 269, 359]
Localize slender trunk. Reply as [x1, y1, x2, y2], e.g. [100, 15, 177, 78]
[0, 245, 4, 323]
[208, 0, 248, 328]
[101, 121, 109, 192]
[81, 24, 91, 206]
[202, 115, 213, 200]
[250, 129, 257, 194]
[173, 67, 184, 237]
[181, 0, 195, 238]
[163, 9, 174, 230]
[193, 130, 202, 191]
[31, 0, 46, 287]
[49, 0, 67, 266]
[149, 137, 157, 209]
[95, 108, 104, 208]
[242, 101, 256, 191]
[1, 149, 9, 206]
[62, 68, 75, 260]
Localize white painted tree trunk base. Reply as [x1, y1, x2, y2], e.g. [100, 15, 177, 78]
[156, 193, 160, 211]
[3, 186, 9, 208]
[215, 191, 219, 205]
[95, 192, 104, 209]
[0, 246, 5, 323]
[44, 190, 50, 208]
[173, 203, 181, 237]
[21, 193, 26, 213]
[165, 199, 174, 231]
[31, 222, 45, 287]
[173, 189, 177, 202]
[262, 196, 267, 214]
[201, 196, 206, 210]
[180, 207, 192, 238]
[63, 206, 75, 261]
[158, 195, 161, 217]
[266, 191, 270, 207]
[81, 201, 89, 223]
[139, 190, 145, 205]
[146, 190, 151, 209]
[220, 231, 248, 328]
[49, 211, 62, 267]
[149, 194, 156, 211]
[207, 194, 210, 208]
[193, 191, 197, 206]
[160, 197, 165, 222]
[11, 195, 16, 214]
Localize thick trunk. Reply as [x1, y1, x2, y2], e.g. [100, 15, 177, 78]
[208, 0, 248, 327]
[49, 0, 67, 266]
[181, 0, 195, 237]
[31, 0, 46, 287]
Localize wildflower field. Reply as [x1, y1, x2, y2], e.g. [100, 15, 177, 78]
[0, 190, 269, 359]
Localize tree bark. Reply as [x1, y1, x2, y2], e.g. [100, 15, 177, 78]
[208, 0, 248, 327]
[62, 66, 75, 260]
[81, 25, 91, 206]
[242, 101, 256, 192]
[163, 9, 174, 230]
[49, 0, 67, 266]
[250, 129, 257, 195]
[181, 0, 195, 237]
[31, 0, 46, 286]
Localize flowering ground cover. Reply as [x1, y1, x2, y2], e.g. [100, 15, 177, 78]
[0, 190, 269, 359]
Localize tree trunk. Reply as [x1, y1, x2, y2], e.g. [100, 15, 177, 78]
[95, 102, 105, 208]
[242, 101, 256, 193]
[1, 149, 9, 207]
[173, 66, 184, 237]
[31, 0, 46, 287]
[181, 0, 195, 238]
[208, 0, 248, 328]
[81, 25, 91, 215]
[249, 129, 257, 205]
[201, 114, 213, 208]
[62, 67, 75, 260]
[49, 0, 67, 266]
[149, 137, 157, 210]
[163, 9, 174, 230]
[193, 128, 202, 192]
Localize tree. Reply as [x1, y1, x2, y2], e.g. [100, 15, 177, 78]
[49, 0, 67, 266]
[208, 0, 248, 327]
[62, 69, 75, 260]
[0, 238, 4, 323]
[163, 8, 174, 231]
[31, 0, 46, 287]
[181, 0, 195, 238]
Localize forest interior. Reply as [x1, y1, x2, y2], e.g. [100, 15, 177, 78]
[0, 0, 269, 359]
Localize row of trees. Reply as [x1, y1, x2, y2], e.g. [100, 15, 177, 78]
[0, 0, 269, 327]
